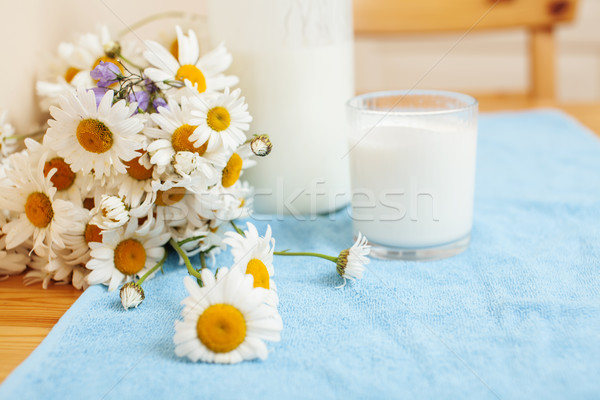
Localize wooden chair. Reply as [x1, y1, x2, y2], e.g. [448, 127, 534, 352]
[353, 0, 579, 104]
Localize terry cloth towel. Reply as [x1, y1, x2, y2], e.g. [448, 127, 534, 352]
[1, 110, 599, 399]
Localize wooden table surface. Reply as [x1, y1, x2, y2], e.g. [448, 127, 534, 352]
[1, 100, 599, 383]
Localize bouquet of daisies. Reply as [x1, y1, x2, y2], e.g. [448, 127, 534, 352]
[0, 23, 370, 364]
[0, 25, 266, 290]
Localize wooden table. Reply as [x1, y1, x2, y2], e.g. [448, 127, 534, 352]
[1, 101, 599, 383]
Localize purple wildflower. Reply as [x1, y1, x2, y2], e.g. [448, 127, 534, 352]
[153, 97, 168, 111]
[143, 78, 159, 93]
[91, 61, 121, 88]
[128, 90, 150, 113]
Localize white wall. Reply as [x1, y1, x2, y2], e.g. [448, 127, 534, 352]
[354, 0, 600, 102]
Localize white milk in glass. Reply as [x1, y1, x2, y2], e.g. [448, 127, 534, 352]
[206, 0, 353, 215]
[349, 118, 477, 250]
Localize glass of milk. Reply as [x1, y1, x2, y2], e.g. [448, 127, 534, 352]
[346, 90, 478, 260]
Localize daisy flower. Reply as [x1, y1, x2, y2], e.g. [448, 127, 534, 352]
[196, 180, 253, 224]
[24, 253, 55, 289]
[143, 26, 238, 95]
[89, 194, 130, 231]
[0, 151, 79, 254]
[113, 150, 157, 212]
[336, 233, 371, 287]
[0, 237, 29, 276]
[171, 151, 223, 192]
[219, 145, 256, 189]
[0, 111, 18, 159]
[36, 25, 137, 110]
[86, 218, 170, 291]
[224, 222, 275, 292]
[151, 186, 207, 229]
[45, 87, 143, 181]
[189, 88, 252, 152]
[43, 246, 90, 290]
[174, 268, 282, 364]
[147, 97, 226, 177]
[26, 138, 93, 204]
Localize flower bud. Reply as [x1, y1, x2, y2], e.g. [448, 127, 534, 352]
[250, 134, 272, 157]
[120, 282, 145, 310]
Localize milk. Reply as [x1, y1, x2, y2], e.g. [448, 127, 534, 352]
[206, 0, 353, 215]
[349, 121, 477, 248]
[230, 45, 353, 215]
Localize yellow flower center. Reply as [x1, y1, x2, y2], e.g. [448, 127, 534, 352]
[64, 67, 80, 83]
[124, 153, 154, 181]
[175, 64, 206, 93]
[196, 304, 247, 353]
[171, 124, 207, 155]
[221, 153, 243, 188]
[155, 187, 186, 206]
[206, 106, 231, 132]
[84, 223, 103, 244]
[25, 192, 54, 228]
[114, 238, 146, 275]
[43, 157, 76, 191]
[246, 258, 270, 289]
[169, 39, 179, 59]
[83, 198, 95, 210]
[76, 119, 113, 154]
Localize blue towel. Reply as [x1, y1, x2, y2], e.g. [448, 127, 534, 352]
[1, 110, 599, 399]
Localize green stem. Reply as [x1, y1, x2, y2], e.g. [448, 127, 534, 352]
[273, 251, 338, 263]
[230, 220, 244, 236]
[117, 11, 202, 38]
[169, 238, 202, 280]
[4, 131, 44, 141]
[177, 235, 205, 246]
[200, 253, 207, 270]
[136, 251, 167, 285]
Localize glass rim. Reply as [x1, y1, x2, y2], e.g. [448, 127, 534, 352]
[346, 89, 478, 116]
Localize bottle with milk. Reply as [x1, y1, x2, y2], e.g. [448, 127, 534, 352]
[206, 0, 353, 216]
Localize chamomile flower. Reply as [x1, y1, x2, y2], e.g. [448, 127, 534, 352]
[0, 152, 78, 254]
[0, 111, 18, 159]
[36, 25, 132, 109]
[189, 88, 252, 152]
[0, 237, 29, 276]
[336, 233, 371, 288]
[25, 138, 93, 203]
[86, 218, 170, 291]
[224, 222, 275, 292]
[113, 150, 157, 212]
[24, 253, 55, 288]
[143, 26, 238, 95]
[45, 87, 143, 181]
[196, 180, 253, 223]
[174, 269, 282, 364]
[44, 246, 90, 290]
[220, 145, 256, 189]
[146, 97, 226, 178]
[89, 194, 130, 231]
[151, 186, 208, 228]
